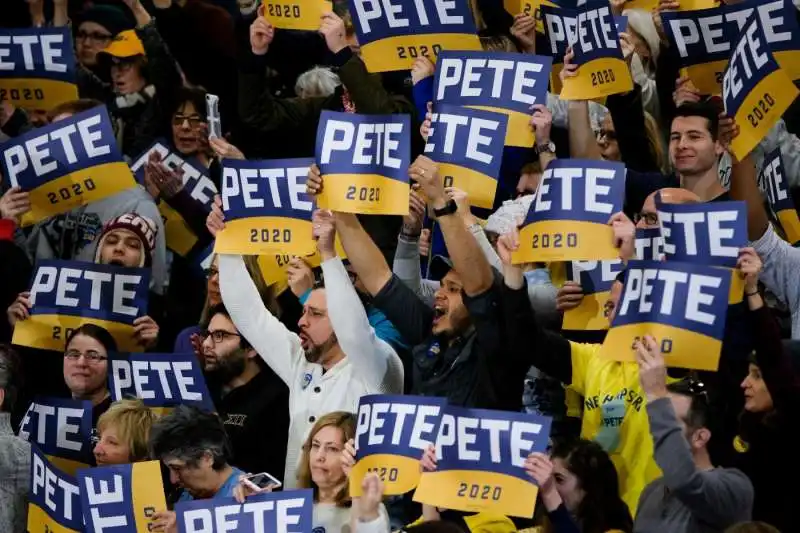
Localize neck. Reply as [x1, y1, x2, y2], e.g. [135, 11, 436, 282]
[317, 481, 345, 504]
[693, 448, 714, 471]
[321, 345, 346, 372]
[197, 464, 233, 498]
[227, 361, 260, 390]
[73, 389, 109, 407]
[679, 167, 726, 201]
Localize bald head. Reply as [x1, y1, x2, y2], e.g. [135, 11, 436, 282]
[638, 188, 702, 228]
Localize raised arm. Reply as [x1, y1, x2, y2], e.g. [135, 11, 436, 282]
[392, 189, 438, 305]
[561, 49, 603, 160]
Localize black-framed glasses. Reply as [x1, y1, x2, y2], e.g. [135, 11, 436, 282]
[633, 211, 659, 226]
[172, 114, 205, 128]
[76, 30, 113, 43]
[201, 329, 241, 344]
[204, 267, 219, 279]
[64, 350, 108, 363]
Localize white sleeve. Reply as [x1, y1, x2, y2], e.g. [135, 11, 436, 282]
[219, 253, 302, 385]
[320, 257, 397, 387]
[470, 223, 502, 271]
[752, 225, 800, 314]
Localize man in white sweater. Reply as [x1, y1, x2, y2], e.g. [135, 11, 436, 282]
[207, 204, 404, 488]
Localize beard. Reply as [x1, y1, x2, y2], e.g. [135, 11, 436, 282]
[207, 348, 248, 384]
[303, 332, 338, 364]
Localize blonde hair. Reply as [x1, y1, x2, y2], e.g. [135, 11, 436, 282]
[296, 411, 356, 507]
[644, 110, 667, 173]
[200, 254, 280, 324]
[97, 398, 158, 462]
[480, 35, 518, 53]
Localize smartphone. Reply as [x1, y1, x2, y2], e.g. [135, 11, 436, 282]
[206, 93, 222, 139]
[244, 472, 282, 490]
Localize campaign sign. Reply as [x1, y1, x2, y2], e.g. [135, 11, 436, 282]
[0, 105, 137, 226]
[261, 0, 332, 31]
[347, 0, 482, 72]
[413, 405, 552, 518]
[423, 104, 508, 209]
[559, 3, 633, 100]
[759, 148, 800, 244]
[634, 227, 664, 261]
[722, 19, 799, 161]
[657, 199, 747, 269]
[350, 394, 447, 496]
[316, 111, 411, 215]
[433, 51, 552, 147]
[541, 4, 576, 94]
[19, 396, 93, 476]
[662, 0, 800, 95]
[515, 0, 562, 34]
[562, 259, 624, 330]
[600, 260, 730, 371]
[215, 158, 315, 255]
[0, 27, 78, 110]
[12, 260, 150, 352]
[175, 488, 314, 533]
[78, 460, 168, 533]
[109, 352, 215, 414]
[130, 140, 217, 257]
[28, 446, 83, 533]
[512, 159, 625, 263]
[257, 238, 347, 295]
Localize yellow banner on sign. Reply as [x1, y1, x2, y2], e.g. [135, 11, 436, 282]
[730, 70, 799, 162]
[131, 461, 169, 530]
[13, 314, 140, 353]
[512, 0, 559, 34]
[261, 1, 332, 31]
[27, 504, 79, 533]
[257, 239, 347, 294]
[513, 220, 619, 263]
[469, 105, 535, 148]
[158, 202, 198, 257]
[361, 34, 483, 72]
[215, 216, 316, 256]
[317, 173, 410, 215]
[777, 210, 800, 244]
[438, 163, 497, 210]
[563, 292, 610, 330]
[560, 57, 634, 100]
[0, 78, 78, 112]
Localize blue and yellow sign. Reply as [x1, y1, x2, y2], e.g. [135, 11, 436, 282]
[600, 260, 731, 371]
[517, 0, 565, 34]
[109, 352, 215, 415]
[28, 446, 83, 533]
[19, 396, 93, 476]
[130, 140, 217, 257]
[559, 3, 633, 99]
[759, 148, 800, 245]
[722, 18, 799, 162]
[634, 227, 664, 261]
[214, 158, 316, 255]
[316, 111, 410, 215]
[261, 0, 332, 31]
[541, 4, 576, 94]
[0, 27, 78, 110]
[512, 159, 625, 263]
[657, 198, 747, 269]
[563, 259, 624, 330]
[350, 394, 447, 496]
[12, 260, 150, 352]
[423, 104, 508, 209]
[0, 105, 136, 226]
[663, 0, 800, 95]
[433, 51, 552, 147]
[78, 460, 168, 533]
[347, 0, 481, 72]
[413, 405, 552, 518]
[257, 238, 347, 295]
[176, 488, 314, 533]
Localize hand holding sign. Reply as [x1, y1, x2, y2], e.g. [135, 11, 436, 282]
[410, 156, 445, 209]
[0, 186, 31, 222]
[250, 15, 275, 55]
[511, 13, 538, 54]
[319, 11, 348, 54]
[6, 291, 31, 327]
[312, 209, 337, 260]
[737, 247, 762, 295]
[356, 473, 385, 523]
[556, 282, 584, 312]
[132, 315, 159, 349]
[287, 258, 315, 298]
[206, 195, 225, 237]
[634, 335, 668, 401]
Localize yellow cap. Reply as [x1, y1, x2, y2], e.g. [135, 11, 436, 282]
[101, 30, 145, 58]
[462, 513, 518, 533]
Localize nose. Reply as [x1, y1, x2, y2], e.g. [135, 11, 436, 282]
[201, 334, 214, 352]
[740, 376, 749, 389]
[93, 442, 103, 456]
[169, 469, 180, 485]
[298, 312, 309, 329]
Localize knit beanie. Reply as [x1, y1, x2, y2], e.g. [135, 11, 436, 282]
[94, 213, 158, 268]
[75, 5, 135, 37]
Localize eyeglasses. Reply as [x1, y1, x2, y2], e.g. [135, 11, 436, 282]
[201, 329, 241, 344]
[204, 267, 219, 279]
[64, 350, 108, 363]
[597, 129, 617, 142]
[76, 30, 113, 43]
[172, 114, 205, 128]
[633, 211, 659, 226]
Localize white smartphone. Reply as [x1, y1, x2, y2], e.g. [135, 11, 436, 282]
[243, 471, 282, 491]
[206, 93, 222, 139]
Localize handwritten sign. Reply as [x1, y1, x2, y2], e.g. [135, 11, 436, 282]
[600, 260, 730, 370]
[414, 405, 552, 518]
[78, 460, 168, 533]
[433, 51, 552, 147]
[350, 394, 446, 496]
[0, 105, 137, 226]
[513, 159, 625, 263]
[0, 27, 78, 110]
[563, 259, 624, 330]
[12, 260, 149, 352]
[423, 104, 507, 209]
[347, 0, 482, 72]
[261, 0, 332, 31]
[759, 148, 800, 244]
[316, 111, 410, 215]
[28, 446, 83, 533]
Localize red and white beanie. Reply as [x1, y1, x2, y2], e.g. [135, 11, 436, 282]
[94, 213, 158, 267]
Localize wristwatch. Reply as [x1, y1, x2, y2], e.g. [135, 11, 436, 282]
[536, 140, 556, 155]
[433, 199, 458, 218]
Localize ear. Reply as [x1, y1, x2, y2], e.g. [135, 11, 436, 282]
[246, 347, 258, 360]
[693, 427, 711, 449]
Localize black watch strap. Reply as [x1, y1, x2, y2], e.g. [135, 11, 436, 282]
[433, 199, 458, 218]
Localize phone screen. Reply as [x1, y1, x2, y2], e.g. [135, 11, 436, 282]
[246, 472, 281, 489]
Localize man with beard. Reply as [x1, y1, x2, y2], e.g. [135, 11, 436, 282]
[201, 303, 289, 480]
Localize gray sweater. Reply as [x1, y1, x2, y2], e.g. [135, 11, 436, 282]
[0, 413, 30, 533]
[634, 398, 753, 533]
[752, 225, 800, 339]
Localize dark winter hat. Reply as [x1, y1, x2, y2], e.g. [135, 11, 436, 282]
[94, 213, 158, 268]
[75, 5, 134, 37]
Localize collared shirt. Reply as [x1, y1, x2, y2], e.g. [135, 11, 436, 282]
[0, 412, 31, 533]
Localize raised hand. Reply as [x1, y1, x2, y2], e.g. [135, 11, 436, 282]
[250, 15, 275, 55]
[556, 281, 585, 312]
[206, 195, 226, 237]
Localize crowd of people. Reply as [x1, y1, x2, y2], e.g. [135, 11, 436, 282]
[1, 0, 799, 532]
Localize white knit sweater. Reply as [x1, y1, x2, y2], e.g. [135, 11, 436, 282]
[219, 254, 405, 487]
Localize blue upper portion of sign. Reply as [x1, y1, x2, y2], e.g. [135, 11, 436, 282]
[0, 27, 77, 83]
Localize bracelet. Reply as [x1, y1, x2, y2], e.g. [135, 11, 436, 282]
[745, 289, 759, 297]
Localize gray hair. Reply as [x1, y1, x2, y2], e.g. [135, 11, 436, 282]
[295, 66, 341, 99]
[623, 8, 661, 67]
[149, 405, 231, 470]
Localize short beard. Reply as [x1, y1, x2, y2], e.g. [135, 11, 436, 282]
[207, 348, 248, 384]
[304, 332, 338, 364]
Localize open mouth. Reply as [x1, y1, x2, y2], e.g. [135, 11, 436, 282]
[432, 306, 447, 325]
[299, 333, 311, 350]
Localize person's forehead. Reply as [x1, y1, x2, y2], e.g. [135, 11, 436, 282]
[208, 312, 236, 331]
[313, 425, 343, 444]
[671, 115, 711, 134]
[79, 21, 111, 34]
[107, 228, 140, 242]
[66, 334, 104, 352]
[176, 101, 200, 116]
[442, 270, 462, 285]
[306, 288, 328, 308]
